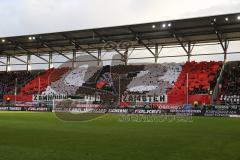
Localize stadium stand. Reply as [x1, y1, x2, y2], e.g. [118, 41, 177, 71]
[126, 63, 182, 96]
[76, 65, 146, 104]
[111, 64, 145, 96]
[75, 64, 183, 105]
[167, 61, 222, 105]
[3, 68, 68, 102]
[219, 61, 240, 104]
[0, 71, 40, 101]
[21, 67, 69, 95]
[42, 65, 101, 95]
[1, 61, 223, 106]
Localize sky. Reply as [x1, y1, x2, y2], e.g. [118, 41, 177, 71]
[0, 0, 240, 37]
[0, 0, 240, 70]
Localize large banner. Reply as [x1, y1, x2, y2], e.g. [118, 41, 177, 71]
[33, 94, 68, 101]
[33, 94, 101, 102]
[122, 94, 167, 103]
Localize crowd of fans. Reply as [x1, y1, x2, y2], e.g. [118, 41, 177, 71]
[21, 67, 69, 95]
[219, 61, 240, 104]
[42, 65, 101, 95]
[79, 65, 145, 104]
[0, 71, 40, 101]
[126, 63, 182, 96]
[167, 61, 222, 104]
[110, 65, 145, 96]
[0, 61, 230, 107]
[3, 68, 69, 102]
[77, 64, 183, 104]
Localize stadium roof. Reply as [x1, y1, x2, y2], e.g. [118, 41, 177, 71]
[0, 12, 240, 58]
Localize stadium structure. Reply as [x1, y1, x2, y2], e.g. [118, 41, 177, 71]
[1, 11, 240, 160]
[0, 13, 240, 115]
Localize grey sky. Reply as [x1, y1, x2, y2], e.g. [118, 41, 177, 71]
[0, 0, 240, 37]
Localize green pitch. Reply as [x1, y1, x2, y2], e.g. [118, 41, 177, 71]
[0, 112, 239, 160]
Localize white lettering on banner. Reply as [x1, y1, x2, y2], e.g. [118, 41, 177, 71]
[153, 104, 181, 109]
[108, 109, 129, 113]
[75, 104, 101, 108]
[122, 95, 168, 103]
[170, 110, 202, 113]
[134, 110, 161, 114]
[214, 105, 239, 110]
[0, 107, 8, 111]
[33, 94, 68, 101]
[0, 107, 22, 111]
[33, 94, 101, 102]
[27, 107, 48, 111]
[204, 110, 237, 117]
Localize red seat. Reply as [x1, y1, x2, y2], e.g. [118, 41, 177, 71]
[167, 61, 222, 105]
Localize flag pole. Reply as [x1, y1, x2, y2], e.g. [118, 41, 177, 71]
[186, 73, 189, 104]
[14, 78, 17, 105]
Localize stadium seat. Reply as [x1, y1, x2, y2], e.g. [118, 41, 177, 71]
[218, 61, 240, 104]
[21, 67, 69, 95]
[167, 61, 222, 105]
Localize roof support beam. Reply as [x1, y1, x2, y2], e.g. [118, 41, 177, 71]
[0, 61, 6, 65]
[97, 48, 102, 66]
[8, 39, 49, 63]
[6, 55, 10, 72]
[92, 30, 125, 59]
[127, 27, 156, 57]
[27, 54, 31, 71]
[12, 56, 27, 64]
[127, 48, 135, 59]
[141, 42, 155, 56]
[61, 34, 98, 60]
[213, 24, 229, 61]
[33, 54, 49, 63]
[154, 44, 163, 63]
[49, 52, 53, 69]
[42, 43, 71, 60]
[72, 49, 77, 68]
[76, 45, 98, 60]
[223, 40, 229, 61]
[16, 46, 49, 63]
[123, 49, 128, 65]
[7, 39, 38, 60]
[0, 52, 7, 65]
[173, 33, 194, 61]
[72, 42, 98, 60]
[113, 48, 124, 58]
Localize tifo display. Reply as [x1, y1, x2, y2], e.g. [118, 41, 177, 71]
[0, 60, 239, 109]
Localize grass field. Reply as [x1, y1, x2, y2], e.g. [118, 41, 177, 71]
[0, 112, 240, 160]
